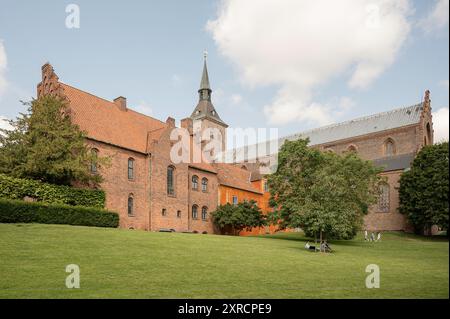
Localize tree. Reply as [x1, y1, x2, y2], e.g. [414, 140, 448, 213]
[399, 142, 449, 235]
[267, 139, 382, 242]
[0, 95, 108, 186]
[211, 200, 266, 235]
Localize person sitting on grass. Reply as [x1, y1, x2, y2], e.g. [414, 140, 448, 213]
[305, 242, 318, 251]
[321, 240, 332, 253]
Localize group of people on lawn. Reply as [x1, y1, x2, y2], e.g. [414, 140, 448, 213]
[304, 230, 382, 253]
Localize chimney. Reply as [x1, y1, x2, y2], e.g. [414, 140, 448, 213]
[114, 96, 127, 111]
[181, 117, 193, 135]
[166, 117, 175, 127]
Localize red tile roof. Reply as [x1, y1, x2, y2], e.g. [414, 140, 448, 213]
[61, 83, 167, 154]
[214, 163, 262, 194]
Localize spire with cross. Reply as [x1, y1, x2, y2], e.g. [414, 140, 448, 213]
[190, 51, 227, 127]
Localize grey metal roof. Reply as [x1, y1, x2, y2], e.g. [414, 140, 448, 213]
[190, 100, 228, 126]
[190, 59, 227, 126]
[222, 102, 423, 161]
[199, 60, 210, 90]
[373, 153, 415, 172]
[282, 103, 423, 147]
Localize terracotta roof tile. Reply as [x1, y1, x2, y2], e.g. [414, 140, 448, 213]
[214, 163, 262, 194]
[61, 83, 167, 154]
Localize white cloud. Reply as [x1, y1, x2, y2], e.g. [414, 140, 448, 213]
[207, 0, 412, 125]
[418, 0, 449, 33]
[0, 40, 7, 98]
[433, 107, 449, 143]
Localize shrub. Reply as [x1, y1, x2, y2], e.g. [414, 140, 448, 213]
[0, 174, 105, 208]
[0, 199, 119, 228]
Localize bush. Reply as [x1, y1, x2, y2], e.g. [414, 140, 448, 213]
[0, 199, 119, 228]
[0, 174, 105, 208]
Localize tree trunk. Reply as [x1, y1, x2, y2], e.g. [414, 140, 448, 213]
[320, 230, 323, 252]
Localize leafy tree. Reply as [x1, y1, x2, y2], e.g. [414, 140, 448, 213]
[267, 139, 382, 242]
[0, 95, 108, 186]
[399, 142, 449, 235]
[211, 200, 266, 235]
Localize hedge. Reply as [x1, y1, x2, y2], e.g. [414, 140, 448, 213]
[0, 174, 105, 208]
[0, 199, 119, 228]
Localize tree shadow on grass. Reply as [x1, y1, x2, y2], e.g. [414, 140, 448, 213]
[256, 232, 368, 248]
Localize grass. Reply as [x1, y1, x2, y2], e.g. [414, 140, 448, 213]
[0, 223, 448, 299]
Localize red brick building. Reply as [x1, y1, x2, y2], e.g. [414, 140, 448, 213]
[36, 58, 433, 234]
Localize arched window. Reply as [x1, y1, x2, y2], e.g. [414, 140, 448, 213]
[378, 183, 390, 213]
[167, 166, 175, 195]
[384, 139, 396, 157]
[128, 158, 135, 180]
[192, 175, 199, 190]
[127, 195, 134, 216]
[90, 149, 98, 173]
[192, 205, 198, 220]
[201, 178, 208, 192]
[201, 206, 208, 221]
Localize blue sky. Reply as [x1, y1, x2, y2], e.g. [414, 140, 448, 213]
[0, 0, 448, 143]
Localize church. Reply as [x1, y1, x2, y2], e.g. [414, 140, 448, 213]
[36, 57, 434, 234]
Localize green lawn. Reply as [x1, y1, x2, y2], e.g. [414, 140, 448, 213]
[0, 223, 448, 299]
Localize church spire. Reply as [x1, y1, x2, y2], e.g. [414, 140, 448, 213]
[190, 52, 227, 128]
[198, 51, 212, 101]
[199, 51, 211, 90]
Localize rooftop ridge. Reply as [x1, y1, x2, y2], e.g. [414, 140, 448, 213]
[61, 82, 166, 125]
[284, 102, 422, 140]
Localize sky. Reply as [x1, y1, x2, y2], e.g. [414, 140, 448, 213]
[0, 0, 449, 145]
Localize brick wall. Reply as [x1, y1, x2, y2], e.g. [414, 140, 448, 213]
[148, 128, 190, 232]
[188, 168, 218, 234]
[364, 170, 410, 231]
[87, 139, 150, 230]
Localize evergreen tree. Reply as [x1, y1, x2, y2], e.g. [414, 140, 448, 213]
[0, 95, 108, 186]
[399, 142, 449, 235]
